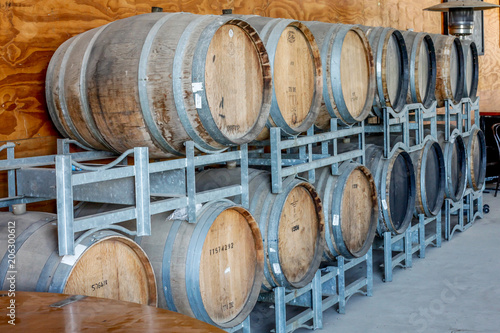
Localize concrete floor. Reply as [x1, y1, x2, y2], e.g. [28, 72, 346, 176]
[252, 190, 500, 333]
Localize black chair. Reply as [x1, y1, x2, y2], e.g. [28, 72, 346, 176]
[492, 123, 500, 197]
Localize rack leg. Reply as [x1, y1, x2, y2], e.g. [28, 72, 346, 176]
[56, 155, 74, 256]
[337, 256, 346, 314]
[383, 231, 392, 282]
[405, 227, 412, 268]
[275, 287, 286, 333]
[436, 213, 442, 248]
[366, 248, 373, 296]
[312, 270, 323, 329]
[419, 215, 425, 258]
[444, 201, 450, 241]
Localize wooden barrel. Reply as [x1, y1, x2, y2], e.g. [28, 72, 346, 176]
[0, 211, 156, 306]
[401, 31, 437, 108]
[46, 13, 272, 158]
[196, 168, 324, 290]
[236, 16, 322, 138]
[430, 34, 465, 107]
[304, 22, 375, 127]
[365, 144, 416, 236]
[358, 26, 409, 113]
[409, 138, 446, 216]
[130, 201, 264, 328]
[462, 40, 479, 102]
[465, 126, 486, 191]
[435, 130, 467, 202]
[313, 163, 378, 260]
[0, 292, 225, 333]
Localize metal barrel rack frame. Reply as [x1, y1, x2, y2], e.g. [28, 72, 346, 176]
[365, 101, 442, 282]
[440, 97, 483, 240]
[0, 139, 250, 257]
[256, 249, 373, 333]
[248, 119, 365, 193]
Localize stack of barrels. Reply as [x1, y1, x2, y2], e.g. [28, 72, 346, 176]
[2, 9, 485, 331]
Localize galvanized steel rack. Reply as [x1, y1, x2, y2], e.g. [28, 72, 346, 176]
[256, 249, 372, 333]
[441, 97, 483, 241]
[248, 120, 365, 193]
[367, 102, 440, 282]
[257, 270, 323, 333]
[366, 102, 438, 158]
[0, 139, 249, 256]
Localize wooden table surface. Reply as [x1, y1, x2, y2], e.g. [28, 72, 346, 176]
[0, 291, 225, 332]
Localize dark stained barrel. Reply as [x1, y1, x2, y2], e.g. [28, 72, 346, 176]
[46, 13, 272, 158]
[304, 22, 376, 126]
[358, 26, 410, 113]
[196, 168, 325, 291]
[313, 163, 378, 260]
[0, 211, 156, 306]
[462, 40, 479, 102]
[435, 130, 467, 202]
[365, 144, 416, 236]
[465, 126, 486, 191]
[401, 31, 437, 108]
[430, 34, 465, 107]
[410, 138, 446, 216]
[237, 16, 323, 138]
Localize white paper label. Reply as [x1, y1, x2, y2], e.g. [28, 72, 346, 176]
[273, 263, 281, 274]
[332, 214, 339, 226]
[382, 199, 388, 211]
[61, 244, 87, 266]
[195, 94, 202, 109]
[269, 248, 276, 253]
[192, 82, 203, 93]
[229, 29, 234, 38]
[225, 267, 231, 274]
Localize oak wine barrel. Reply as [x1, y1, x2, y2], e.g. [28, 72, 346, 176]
[313, 163, 378, 260]
[430, 34, 465, 107]
[0, 292, 225, 333]
[196, 168, 325, 291]
[238, 16, 323, 138]
[401, 31, 437, 108]
[409, 137, 446, 217]
[365, 144, 416, 236]
[462, 40, 479, 102]
[130, 201, 264, 328]
[304, 22, 376, 127]
[0, 211, 156, 306]
[46, 12, 272, 158]
[465, 126, 486, 191]
[358, 26, 410, 113]
[435, 130, 467, 202]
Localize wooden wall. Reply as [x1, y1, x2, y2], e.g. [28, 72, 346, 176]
[0, 0, 499, 190]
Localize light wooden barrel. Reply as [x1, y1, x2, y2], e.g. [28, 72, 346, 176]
[130, 201, 264, 328]
[46, 13, 272, 158]
[236, 16, 322, 138]
[196, 168, 325, 290]
[304, 22, 376, 127]
[358, 26, 409, 113]
[0, 211, 156, 306]
[462, 40, 479, 102]
[430, 34, 465, 107]
[409, 138, 446, 217]
[401, 31, 437, 108]
[465, 126, 486, 191]
[365, 144, 416, 236]
[313, 163, 378, 260]
[435, 130, 467, 202]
